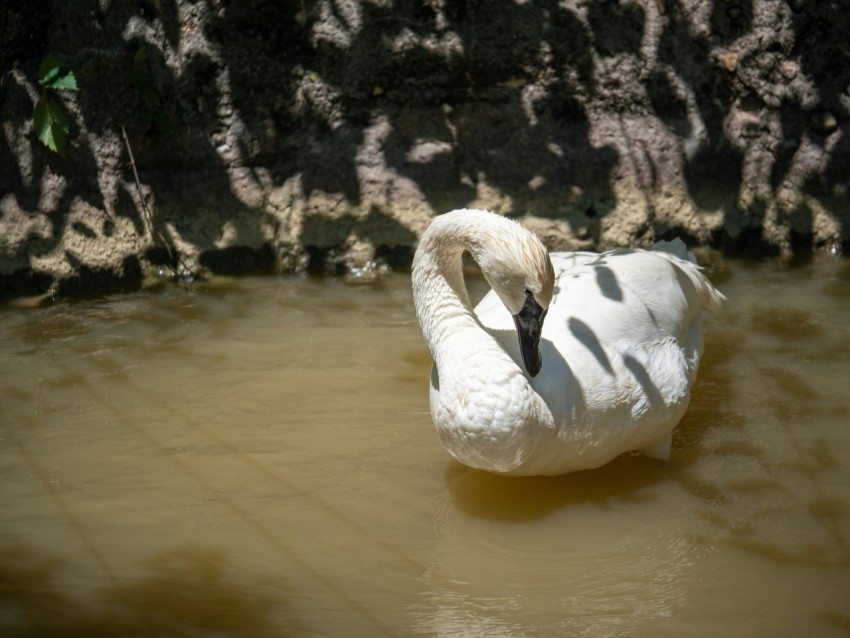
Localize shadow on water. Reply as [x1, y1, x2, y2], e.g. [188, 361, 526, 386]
[818, 611, 850, 634]
[444, 454, 671, 522]
[0, 543, 295, 638]
[674, 292, 850, 569]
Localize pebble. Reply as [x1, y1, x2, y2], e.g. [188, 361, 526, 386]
[779, 60, 798, 80]
[719, 52, 739, 72]
[810, 111, 838, 136]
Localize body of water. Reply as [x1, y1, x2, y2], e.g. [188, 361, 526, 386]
[1, 255, 849, 636]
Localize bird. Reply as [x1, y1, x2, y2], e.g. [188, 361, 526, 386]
[411, 208, 725, 476]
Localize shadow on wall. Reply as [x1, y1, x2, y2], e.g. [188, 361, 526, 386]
[1, 0, 849, 298]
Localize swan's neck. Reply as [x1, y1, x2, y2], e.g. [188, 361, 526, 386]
[412, 212, 544, 472]
[412, 212, 501, 368]
[411, 234, 477, 351]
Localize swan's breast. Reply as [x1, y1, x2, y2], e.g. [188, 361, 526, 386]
[430, 351, 541, 473]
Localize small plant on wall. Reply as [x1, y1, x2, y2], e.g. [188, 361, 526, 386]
[33, 54, 78, 155]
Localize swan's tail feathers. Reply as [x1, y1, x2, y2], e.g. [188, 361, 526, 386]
[700, 276, 726, 312]
[651, 237, 694, 263]
[679, 260, 726, 314]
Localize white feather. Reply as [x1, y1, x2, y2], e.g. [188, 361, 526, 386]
[412, 209, 725, 476]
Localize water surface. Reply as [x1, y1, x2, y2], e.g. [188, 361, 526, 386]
[1, 255, 849, 637]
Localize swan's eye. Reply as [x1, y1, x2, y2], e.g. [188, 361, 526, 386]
[524, 288, 533, 297]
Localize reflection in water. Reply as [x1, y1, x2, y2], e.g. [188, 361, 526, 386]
[444, 455, 667, 522]
[1, 257, 849, 636]
[423, 458, 688, 636]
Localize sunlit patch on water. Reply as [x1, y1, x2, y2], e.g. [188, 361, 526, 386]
[1, 256, 849, 636]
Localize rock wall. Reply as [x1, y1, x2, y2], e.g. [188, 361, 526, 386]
[2, 0, 849, 299]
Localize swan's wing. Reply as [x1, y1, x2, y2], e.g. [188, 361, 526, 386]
[473, 248, 724, 410]
[547, 249, 723, 347]
[474, 248, 724, 342]
[473, 251, 610, 328]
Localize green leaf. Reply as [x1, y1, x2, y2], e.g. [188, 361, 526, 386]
[49, 72, 78, 91]
[34, 94, 70, 154]
[38, 54, 78, 91]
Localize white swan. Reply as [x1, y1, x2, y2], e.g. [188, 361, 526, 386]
[412, 208, 725, 476]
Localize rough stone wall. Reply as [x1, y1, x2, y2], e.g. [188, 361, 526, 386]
[1, 0, 848, 299]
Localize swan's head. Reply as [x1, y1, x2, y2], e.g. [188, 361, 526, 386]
[472, 221, 555, 377]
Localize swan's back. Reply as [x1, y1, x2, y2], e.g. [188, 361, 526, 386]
[473, 243, 724, 472]
[546, 245, 723, 348]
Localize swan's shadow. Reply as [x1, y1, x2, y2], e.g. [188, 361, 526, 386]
[444, 453, 671, 522]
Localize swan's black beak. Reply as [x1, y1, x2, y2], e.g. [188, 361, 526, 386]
[513, 294, 546, 377]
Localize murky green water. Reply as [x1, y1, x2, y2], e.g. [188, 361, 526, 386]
[1, 255, 849, 637]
